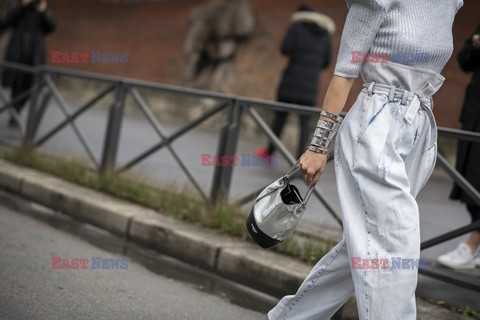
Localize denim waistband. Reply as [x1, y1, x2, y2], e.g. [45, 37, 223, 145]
[360, 61, 445, 96]
[362, 82, 435, 126]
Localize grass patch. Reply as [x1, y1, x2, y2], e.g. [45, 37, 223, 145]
[424, 298, 480, 319]
[2, 148, 332, 264]
[452, 306, 480, 319]
[277, 236, 333, 263]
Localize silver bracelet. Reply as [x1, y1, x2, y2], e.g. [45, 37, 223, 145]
[309, 113, 342, 152]
[316, 119, 339, 131]
[320, 110, 343, 123]
[308, 145, 329, 157]
[311, 118, 340, 149]
[311, 136, 331, 149]
[314, 127, 337, 141]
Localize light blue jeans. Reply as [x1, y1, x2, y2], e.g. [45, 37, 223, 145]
[268, 63, 444, 320]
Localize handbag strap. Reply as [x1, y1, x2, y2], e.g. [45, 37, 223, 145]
[302, 183, 315, 207]
[283, 160, 315, 207]
[285, 160, 301, 180]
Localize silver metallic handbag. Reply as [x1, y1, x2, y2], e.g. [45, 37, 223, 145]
[246, 164, 314, 248]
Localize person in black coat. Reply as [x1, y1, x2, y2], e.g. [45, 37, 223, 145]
[1, 0, 56, 127]
[256, 4, 334, 159]
[438, 24, 480, 269]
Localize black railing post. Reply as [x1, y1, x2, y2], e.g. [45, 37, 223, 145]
[31, 81, 53, 140]
[100, 82, 126, 175]
[210, 100, 243, 205]
[23, 70, 42, 149]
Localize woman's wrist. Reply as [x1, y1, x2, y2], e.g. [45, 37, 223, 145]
[308, 111, 342, 156]
[308, 145, 329, 157]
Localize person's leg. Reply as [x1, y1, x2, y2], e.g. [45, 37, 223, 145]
[335, 89, 436, 320]
[472, 207, 480, 266]
[267, 100, 362, 320]
[11, 80, 22, 113]
[267, 239, 355, 320]
[8, 79, 24, 126]
[267, 111, 289, 155]
[437, 205, 480, 269]
[269, 88, 435, 320]
[466, 231, 480, 252]
[11, 75, 32, 114]
[466, 205, 480, 253]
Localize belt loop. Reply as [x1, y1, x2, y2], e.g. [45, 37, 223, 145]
[404, 95, 420, 124]
[388, 86, 396, 102]
[400, 90, 410, 105]
[367, 82, 375, 97]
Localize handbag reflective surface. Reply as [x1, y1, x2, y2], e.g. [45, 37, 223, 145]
[246, 165, 314, 248]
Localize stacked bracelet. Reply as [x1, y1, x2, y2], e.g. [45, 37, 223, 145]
[308, 145, 329, 156]
[319, 110, 343, 124]
[308, 111, 343, 156]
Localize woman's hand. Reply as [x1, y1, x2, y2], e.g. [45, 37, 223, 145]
[299, 75, 355, 185]
[299, 150, 328, 185]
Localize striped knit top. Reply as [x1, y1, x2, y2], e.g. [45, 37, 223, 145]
[334, 0, 464, 78]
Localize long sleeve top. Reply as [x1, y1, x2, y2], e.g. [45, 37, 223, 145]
[334, 0, 464, 78]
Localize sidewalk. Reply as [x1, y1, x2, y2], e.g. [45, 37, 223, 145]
[0, 101, 474, 258]
[0, 159, 474, 319]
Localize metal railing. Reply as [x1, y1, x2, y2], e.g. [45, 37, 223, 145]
[0, 60, 479, 292]
[0, 60, 345, 224]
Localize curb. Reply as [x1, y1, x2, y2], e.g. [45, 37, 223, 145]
[0, 160, 310, 296]
[0, 159, 472, 320]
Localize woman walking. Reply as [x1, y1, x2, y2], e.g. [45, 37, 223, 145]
[268, 1, 463, 319]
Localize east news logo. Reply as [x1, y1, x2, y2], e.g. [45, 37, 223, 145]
[51, 51, 128, 64]
[51, 257, 128, 269]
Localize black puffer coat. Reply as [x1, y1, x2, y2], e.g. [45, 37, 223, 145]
[1, 3, 56, 87]
[276, 13, 332, 106]
[450, 24, 480, 206]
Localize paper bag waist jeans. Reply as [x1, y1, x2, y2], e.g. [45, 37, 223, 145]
[268, 62, 442, 320]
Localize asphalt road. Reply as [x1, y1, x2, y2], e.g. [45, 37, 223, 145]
[0, 193, 273, 320]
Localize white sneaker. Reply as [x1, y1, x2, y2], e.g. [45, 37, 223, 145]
[437, 242, 475, 269]
[475, 249, 480, 267]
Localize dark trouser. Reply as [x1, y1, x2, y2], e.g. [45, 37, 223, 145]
[467, 205, 480, 232]
[10, 74, 34, 117]
[267, 101, 313, 159]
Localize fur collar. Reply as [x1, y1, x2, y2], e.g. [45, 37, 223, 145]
[292, 12, 336, 35]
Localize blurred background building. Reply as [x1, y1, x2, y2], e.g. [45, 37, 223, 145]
[1, 0, 479, 128]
